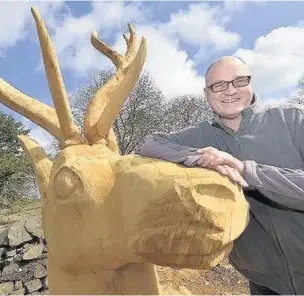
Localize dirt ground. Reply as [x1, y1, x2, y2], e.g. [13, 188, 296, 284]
[0, 200, 249, 295]
[157, 259, 249, 295]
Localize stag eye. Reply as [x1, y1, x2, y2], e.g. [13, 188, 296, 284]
[53, 167, 82, 200]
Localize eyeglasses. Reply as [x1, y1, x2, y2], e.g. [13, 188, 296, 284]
[207, 76, 251, 93]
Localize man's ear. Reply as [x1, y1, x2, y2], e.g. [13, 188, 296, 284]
[204, 87, 208, 98]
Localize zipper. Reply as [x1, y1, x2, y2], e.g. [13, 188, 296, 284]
[216, 119, 296, 292]
[213, 121, 244, 159]
[233, 133, 244, 160]
[266, 207, 297, 294]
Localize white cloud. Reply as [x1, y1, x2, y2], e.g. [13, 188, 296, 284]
[25, 1, 208, 100]
[112, 25, 205, 99]
[36, 1, 149, 75]
[0, 2, 33, 54]
[90, 1, 149, 29]
[0, 0, 244, 150]
[36, 1, 240, 99]
[7, 0, 302, 149]
[22, 1, 234, 148]
[0, 1, 66, 56]
[234, 26, 304, 97]
[29, 125, 55, 152]
[15, 116, 55, 154]
[161, 3, 240, 52]
[142, 28, 204, 98]
[263, 96, 289, 106]
[20, 116, 33, 130]
[223, 0, 246, 12]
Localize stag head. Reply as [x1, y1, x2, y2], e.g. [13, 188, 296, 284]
[0, 7, 249, 293]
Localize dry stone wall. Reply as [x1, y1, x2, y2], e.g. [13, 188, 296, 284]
[0, 214, 249, 295]
[0, 215, 48, 295]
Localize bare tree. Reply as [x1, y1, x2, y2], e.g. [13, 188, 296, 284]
[71, 69, 114, 128]
[162, 94, 213, 132]
[113, 71, 165, 154]
[291, 76, 304, 105]
[54, 71, 213, 156]
[70, 69, 166, 154]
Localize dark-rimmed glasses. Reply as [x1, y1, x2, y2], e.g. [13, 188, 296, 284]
[206, 76, 251, 93]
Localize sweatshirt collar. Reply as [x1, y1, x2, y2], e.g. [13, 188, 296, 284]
[213, 93, 264, 133]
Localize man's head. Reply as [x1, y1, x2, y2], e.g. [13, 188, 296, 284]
[204, 56, 253, 119]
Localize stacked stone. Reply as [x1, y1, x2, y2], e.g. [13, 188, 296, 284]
[0, 215, 48, 295]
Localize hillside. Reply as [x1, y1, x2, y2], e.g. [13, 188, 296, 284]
[0, 199, 249, 295]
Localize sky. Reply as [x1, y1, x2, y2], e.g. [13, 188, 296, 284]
[1, 0, 304, 150]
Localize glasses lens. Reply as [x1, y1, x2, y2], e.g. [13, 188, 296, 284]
[212, 82, 228, 92]
[209, 76, 250, 93]
[233, 76, 250, 87]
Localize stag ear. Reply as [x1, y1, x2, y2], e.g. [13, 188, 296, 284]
[18, 135, 52, 201]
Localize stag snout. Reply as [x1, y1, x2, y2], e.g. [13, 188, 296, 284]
[114, 156, 250, 270]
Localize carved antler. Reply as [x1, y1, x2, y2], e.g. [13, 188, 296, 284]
[0, 7, 86, 148]
[83, 24, 147, 145]
[31, 8, 86, 147]
[0, 7, 145, 150]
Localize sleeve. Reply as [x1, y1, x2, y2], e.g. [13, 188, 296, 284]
[287, 105, 304, 160]
[242, 160, 304, 211]
[242, 106, 304, 211]
[139, 123, 217, 167]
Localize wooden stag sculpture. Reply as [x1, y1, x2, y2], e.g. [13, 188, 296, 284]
[0, 7, 249, 295]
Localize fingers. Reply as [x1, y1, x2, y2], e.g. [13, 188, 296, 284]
[197, 147, 223, 167]
[209, 156, 224, 167]
[197, 146, 214, 154]
[214, 165, 248, 188]
[197, 154, 219, 167]
[224, 165, 241, 184]
[214, 165, 238, 183]
[224, 165, 248, 188]
[197, 148, 248, 187]
[197, 154, 226, 168]
[214, 164, 228, 176]
[197, 147, 242, 172]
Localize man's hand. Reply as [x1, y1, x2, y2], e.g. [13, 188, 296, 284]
[197, 146, 244, 173]
[196, 147, 248, 187]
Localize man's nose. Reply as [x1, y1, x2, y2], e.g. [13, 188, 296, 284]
[225, 82, 237, 95]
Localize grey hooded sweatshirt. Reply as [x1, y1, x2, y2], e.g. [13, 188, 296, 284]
[139, 94, 304, 295]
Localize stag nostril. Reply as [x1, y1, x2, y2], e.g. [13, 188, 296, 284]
[54, 167, 82, 199]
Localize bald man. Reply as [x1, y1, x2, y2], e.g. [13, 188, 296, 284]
[140, 56, 304, 295]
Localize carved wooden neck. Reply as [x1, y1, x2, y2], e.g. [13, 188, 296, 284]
[47, 258, 160, 295]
